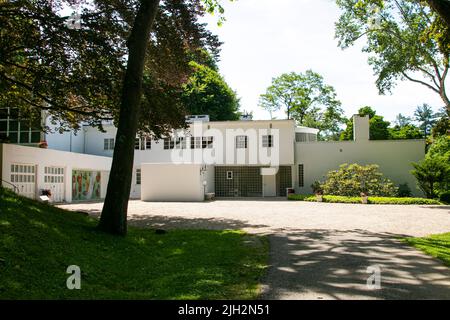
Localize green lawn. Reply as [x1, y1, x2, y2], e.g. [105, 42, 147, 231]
[0, 188, 268, 299]
[404, 233, 450, 267]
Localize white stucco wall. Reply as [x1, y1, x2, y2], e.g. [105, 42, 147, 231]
[1, 143, 112, 202]
[141, 163, 207, 202]
[44, 122, 86, 154]
[294, 139, 425, 196]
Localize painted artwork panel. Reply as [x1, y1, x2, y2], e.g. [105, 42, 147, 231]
[72, 170, 101, 201]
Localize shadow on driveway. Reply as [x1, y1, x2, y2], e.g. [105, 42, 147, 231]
[261, 229, 450, 300]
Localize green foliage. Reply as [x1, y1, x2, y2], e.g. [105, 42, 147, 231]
[0, 0, 222, 136]
[340, 106, 391, 140]
[288, 194, 441, 205]
[411, 155, 450, 198]
[414, 104, 439, 136]
[0, 188, 268, 299]
[335, 0, 450, 111]
[182, 62, 240, 121]
[311, 181, 323, 194]
[440, 191, 450, 204]
[404, 232, 450, 267]
[319, 163, 398, 197]
[389, 124, 424, 139]
[258, 70, 345, 140]
[397, 183, 413, 197]
[432, 116, 450, 137]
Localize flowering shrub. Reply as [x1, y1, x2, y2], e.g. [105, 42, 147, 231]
[319, 163, 398, 197]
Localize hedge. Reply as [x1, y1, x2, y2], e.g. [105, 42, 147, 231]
[288, 194, 442, 205]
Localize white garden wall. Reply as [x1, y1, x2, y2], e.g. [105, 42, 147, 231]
[1, 143, 112, 202]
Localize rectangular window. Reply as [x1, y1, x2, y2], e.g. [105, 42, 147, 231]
[202, 136, 214, 149]
[190, 137, 202, 149]
[134, 138, 140, 150]
[175, 137, 186, 149]
[164, 138, 175, 150]
[236, 135, 248, 149]
[136, 169, 141, 185]
[262, 135, 273, 148]
[145, 138, 151, 150]
[0, 107, 41, 144]
[104, 138, 114, 150]
[298, 164, 304, 187]
[226, 171, 233, 180]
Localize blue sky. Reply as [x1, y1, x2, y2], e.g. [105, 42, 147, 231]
[201, 0, 446, 123]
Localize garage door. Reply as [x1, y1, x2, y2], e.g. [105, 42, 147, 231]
[10, 164, 36, 199]
[44, 167, 65, 202]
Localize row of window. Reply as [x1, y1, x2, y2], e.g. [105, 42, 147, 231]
[105, 135, 275, 151]
[135, 165, 304, 187]
[0, 107, 41, 144]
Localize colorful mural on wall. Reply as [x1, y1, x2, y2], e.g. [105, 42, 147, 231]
[72, 170, 101, 201]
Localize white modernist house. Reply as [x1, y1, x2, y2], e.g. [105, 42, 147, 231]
[1, 111, 425, 202]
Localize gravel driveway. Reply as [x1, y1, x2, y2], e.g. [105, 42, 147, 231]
[59, 199, 450, 300]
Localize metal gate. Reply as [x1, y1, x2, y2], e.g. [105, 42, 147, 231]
[44, 166, 65, 202]
[10, 164, 36, 199]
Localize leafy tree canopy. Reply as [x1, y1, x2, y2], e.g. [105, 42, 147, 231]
[0, 0, 222, 136]
[335, 0, 450, 112]
[258, 70, 345, 140]
[340, 106, 391, 140]
[182, 61, 240, 121]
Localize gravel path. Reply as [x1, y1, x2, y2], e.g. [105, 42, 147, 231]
[59, 199, 450, 299]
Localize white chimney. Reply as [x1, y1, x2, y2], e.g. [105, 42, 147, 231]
[353, 115, 370, 141]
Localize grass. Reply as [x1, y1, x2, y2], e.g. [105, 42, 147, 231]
[404, 233, 450, 267]
[0, 188, 268, 299]
[288, 194, 442, 205]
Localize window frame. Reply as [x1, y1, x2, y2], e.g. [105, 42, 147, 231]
[262, 135, 274, 148]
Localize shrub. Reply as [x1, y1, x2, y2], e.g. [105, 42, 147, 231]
[310, 181, 323, 194]
[288, 194, 441, 205]
[397, 183, 412, 197]
[411, 156, 450, 199]
[320, 163, 398, 197]
[440, 191, 450, 204]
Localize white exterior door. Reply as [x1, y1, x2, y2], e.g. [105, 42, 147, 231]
[263, 174, 276, 197]
[10, 164, 36, 199]
[44, 167, 65, 202]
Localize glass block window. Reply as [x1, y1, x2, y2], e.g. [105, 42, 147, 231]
[262, 135, 273, 148]
[277, 166, 292, 196]
[215, 166, 263, 197]
[0, 107, 41, 144]
[44, 167, 64, 184]
[136, 168, 141, 185]
[298, 164, 304, 187]
[104, 138, 115, 150]
[236, 135, 248, 149]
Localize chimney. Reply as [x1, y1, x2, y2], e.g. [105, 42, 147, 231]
[353, 114, 369, 142]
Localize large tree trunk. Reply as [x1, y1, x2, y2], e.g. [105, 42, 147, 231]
[426, 0, 450, 27]
[98, 0, 160, 235]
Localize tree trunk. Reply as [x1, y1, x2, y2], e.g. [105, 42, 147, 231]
[426, 0, 450, 27]
[98, 0, 160, 235]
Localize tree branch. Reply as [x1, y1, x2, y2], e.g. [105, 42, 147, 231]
[401, 71, 440, 93]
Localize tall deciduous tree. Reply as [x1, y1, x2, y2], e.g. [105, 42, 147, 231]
[182, 61, 240, 121]
[1, 0, 225, 235]
[335, 0, 450, 113]
[258, 71, 345, 140]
